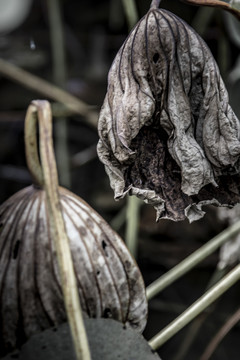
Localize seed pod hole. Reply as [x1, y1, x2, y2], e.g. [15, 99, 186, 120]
[152, 53, 159, 63]
[103, 308, 112, 318]
[12, 240, 21, 260]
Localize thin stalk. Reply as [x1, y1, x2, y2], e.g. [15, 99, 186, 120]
[0, 58, 89, 117]
[224, 11, 240, 48]
[218, 27, 230, 81]
[146, 219, 240, 300]
[173, 267, 227, 360]
[110, 205, 127, 232]
[200, 307, 240, 360]
[151, 0, 162, 9]
[148, 264, 240, 350]
[121, 0, 140, 259]
[51, 102, 98, 128]
[125, 197, 141, 258]
[47, 0, 70, 188]
[181, 0, 240, 21]
[121, 0, 138, 30]
[191, 7, 215, 36]
[47, 0, 66, 87]
[71, 144, 97, 168]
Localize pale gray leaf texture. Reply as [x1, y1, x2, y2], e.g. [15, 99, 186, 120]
[0, 186, 147, 356]
[97, 7, 240, 222]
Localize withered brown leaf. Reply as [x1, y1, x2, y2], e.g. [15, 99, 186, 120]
[97, 5, 240, 222]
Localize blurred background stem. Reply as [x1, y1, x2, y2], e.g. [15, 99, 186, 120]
[126, 196, 141, 258]
[47, 0, 71, 188]
[121, 0, 138, 31]
[119, 0, 140, 258]
[200, 306, 240, 360]
[120, 0, 141, 258]
[148, 264, 240, 350]
[173, 267, 227, 360]
[146, 219, 240, 300]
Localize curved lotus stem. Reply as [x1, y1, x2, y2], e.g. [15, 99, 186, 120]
[24, 104, 44, 187]
[24, 100, 91, 360]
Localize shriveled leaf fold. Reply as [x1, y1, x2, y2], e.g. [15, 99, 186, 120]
[97, 7, 240, 222]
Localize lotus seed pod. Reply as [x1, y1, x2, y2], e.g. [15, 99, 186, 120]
[0, 100, 148, 356]
[0, 185, 148, 355]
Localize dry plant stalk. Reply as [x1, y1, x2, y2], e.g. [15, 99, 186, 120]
[200, 307, 240, 360]
[0, 100, 147, 357]
[97, 1, 240, 222]
[24, 101, 91, 360]
[181, 0, 240, 21]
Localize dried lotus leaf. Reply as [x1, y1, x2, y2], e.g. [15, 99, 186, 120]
[97, 6, 240, 222]
[0, 185, 147, 355]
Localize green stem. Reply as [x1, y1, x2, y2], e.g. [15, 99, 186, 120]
[121, 0, 138, 30]
[125, 197, 141, 258]
[110, 205, 126, 232]
[148, 264, 240, 350]
[47, 0, 71, 188]
[146, 220, 240, 300]
[173, 267, 227, 360]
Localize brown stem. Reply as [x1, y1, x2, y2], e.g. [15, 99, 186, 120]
[200, 307, 240, 360]
[181, 0, 240, 21]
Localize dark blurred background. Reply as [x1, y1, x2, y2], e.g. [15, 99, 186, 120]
[1, 0, 240, 359]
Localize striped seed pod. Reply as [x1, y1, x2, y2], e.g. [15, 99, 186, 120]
[0, 100, 147, 356]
